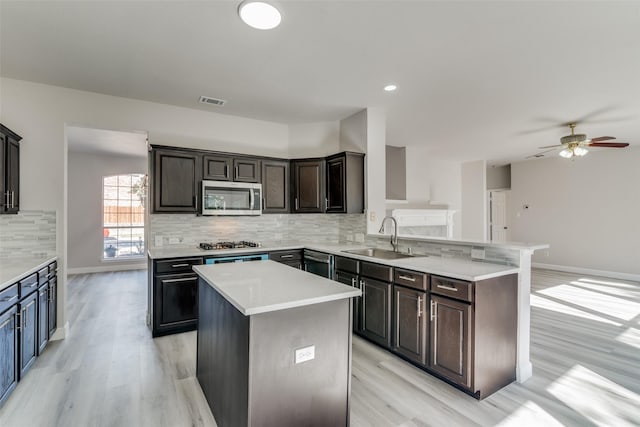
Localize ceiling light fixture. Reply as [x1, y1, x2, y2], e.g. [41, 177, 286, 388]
[384, 84, 397, 92]
[238, 1, 282, 30]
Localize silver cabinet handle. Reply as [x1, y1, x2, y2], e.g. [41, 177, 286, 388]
[359, 279, 365, 290]
[325, 197, 328, 208]
[351, 277, 356, 287]
[11, 191, 15, 208]
[280, 255, 294, 259]
[295, 198, 299, 210]
[163, 277, 195, 284]
[437, 284, 458, 292]
[417, 296, 422, 317]
[430, 300, 436, 321]
[235, 166, 239, 178]
[398, 275, 416, 282]
[171, 263, 189, 268]
[1, 294, 18, 303]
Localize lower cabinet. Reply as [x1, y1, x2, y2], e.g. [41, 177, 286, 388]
[0, 306, 18, 406]
[269, 250, 302, 269]
[393, 285, 428, 366]
[37, 284, 49, 355]
[18, 291, 38, 378]
[428, 294, 471, 388]
[334, 270, 362, 332]
[360, 277, 392, 348]
[48, 277, 57, 336]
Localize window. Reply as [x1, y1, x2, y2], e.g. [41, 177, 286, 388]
[103, 174, 146, 259]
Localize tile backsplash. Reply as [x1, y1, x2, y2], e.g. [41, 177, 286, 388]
[150, 213, 367, 246]
[0, 210, 57, 258]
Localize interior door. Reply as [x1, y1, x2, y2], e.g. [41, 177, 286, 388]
[489, 191, 509, 242]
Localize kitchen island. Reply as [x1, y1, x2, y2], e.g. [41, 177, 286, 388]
[193, 260, 361, 427]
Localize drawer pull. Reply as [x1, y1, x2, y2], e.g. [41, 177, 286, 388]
[351, 277, 356, 287]
[430, 300, 436, 321]
[279, 255, 294, 259]
[163, 277, 195, 284]
[398, 275, 416, 282]
[171, 263, 190, 268]
[1, 294, 18, 303]
[417, 296, 422, 317]
[437, 284, 458, 292]
[24, 282, 38, 289]
[359, 279, 365, 290]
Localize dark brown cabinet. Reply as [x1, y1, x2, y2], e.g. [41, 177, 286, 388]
[18, 291, 38, 378]
[360, 277, 392, 348]
[152, 148, 200, 213]
[0, 305, 18, 407]
[326, 152, 364, 214]
[150, 257, 203, 337]
[233, 158, 261, 183]
[334, 269, 361, 332]
[0, 124, 21, 214]
[261, 160, 290, 213]
[269, 249, 302, 269]
[394, 285, 428, 366]
[291, 159, 325, 213]
[203, 154, 232, 181]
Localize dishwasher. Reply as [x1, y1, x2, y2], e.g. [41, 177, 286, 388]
[303, 250, 334, 279]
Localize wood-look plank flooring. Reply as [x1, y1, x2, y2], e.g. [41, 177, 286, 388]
[0, 269, 638, 426]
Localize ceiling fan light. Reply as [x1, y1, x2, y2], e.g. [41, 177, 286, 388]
[574, 147, 588, 156]
[238, 1, 281, 30]
[559, 148, 574, 158]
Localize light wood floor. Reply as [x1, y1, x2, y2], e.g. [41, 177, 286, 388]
[1, 269, 638, 426]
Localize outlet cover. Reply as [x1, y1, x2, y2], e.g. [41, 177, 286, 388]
[295, 345, 315, 364]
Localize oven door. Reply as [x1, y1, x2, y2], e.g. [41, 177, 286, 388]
[202, 181, 261, 215]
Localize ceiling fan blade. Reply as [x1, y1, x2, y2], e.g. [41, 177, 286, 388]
[587, 142, 630, 148]
[538, 144, 563, 149]
[590, 136, 616, 142]
[526, 148, 557, 159]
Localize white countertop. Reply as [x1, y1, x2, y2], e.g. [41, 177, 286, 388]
[372, 234, 549, 251]
[0, 255, 58, 292]
[150, 241, 519, 281]
[193, 260, 361, 316]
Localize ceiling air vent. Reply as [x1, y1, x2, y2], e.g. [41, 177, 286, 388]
[199, 96, 226, 106]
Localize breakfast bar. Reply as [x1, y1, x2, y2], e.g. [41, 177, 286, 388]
[193, 260, 361, 427]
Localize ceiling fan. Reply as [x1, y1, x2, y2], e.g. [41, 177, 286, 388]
[528, 123, 630, 159]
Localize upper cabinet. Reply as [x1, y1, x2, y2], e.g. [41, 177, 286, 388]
[202, 154, 261, 183]
[326, 152, 364, 214]
[262, 159, 290, 213]
[291, 159, 325, 213]
[0, 124, 22, 214]
[151, 148, 201, 213]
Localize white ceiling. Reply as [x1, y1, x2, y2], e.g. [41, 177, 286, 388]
[2, 1, 639, 164]
[67, 126, 148, 158]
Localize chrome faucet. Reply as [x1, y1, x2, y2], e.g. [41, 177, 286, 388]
[378, 216, 399, 252]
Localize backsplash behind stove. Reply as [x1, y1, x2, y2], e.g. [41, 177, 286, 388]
[150, 213, 366, 247]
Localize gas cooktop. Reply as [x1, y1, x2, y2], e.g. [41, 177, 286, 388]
[199, 241, 261, 250]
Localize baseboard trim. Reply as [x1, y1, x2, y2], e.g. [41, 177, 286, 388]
[532, 263, 640, 282]
[50, 321, 69, 341]
[67, 263, 147, 275]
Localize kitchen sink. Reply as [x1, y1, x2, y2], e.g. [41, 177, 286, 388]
[342, 248, 415, 260]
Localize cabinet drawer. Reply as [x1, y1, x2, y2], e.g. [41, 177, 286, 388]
[394, 269, 429, 291]
[361, 261, 393, 282]
[0, 283, 19, 313]
[49, 261, 58, 274]
[155, 257, 203, 274]
[335, 256, 359, 274]
[269, 250, 302, 262]
[37, 267, 49, 286]
[19, 273, 39, 298]
[430, 276, 473, 302]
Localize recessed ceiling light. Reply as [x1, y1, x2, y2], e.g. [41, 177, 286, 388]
[384, 84, 397, 92]
[239, 1, 282, 30]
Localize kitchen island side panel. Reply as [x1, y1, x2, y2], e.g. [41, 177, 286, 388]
[197, 278, 250, 427]
[248, 299, 351, 427]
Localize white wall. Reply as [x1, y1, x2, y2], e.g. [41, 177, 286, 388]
[487, 164, 511, 190]
[339, 110, 367, 153]
[461, 160, 487, 240]
[288, 121, 340, 158]
[510, 148, 640, 275]
[68, 151, 147, 270]
[0, 77, 290, 334]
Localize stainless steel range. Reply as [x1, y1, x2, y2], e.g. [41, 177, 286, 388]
[198, 241, 261, 251]
[199, 241, 267, 264]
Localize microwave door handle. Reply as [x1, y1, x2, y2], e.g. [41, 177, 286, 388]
[250, 189, 255, 210]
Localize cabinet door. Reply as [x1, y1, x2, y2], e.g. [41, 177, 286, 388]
[37, 285, 49, 355]
[233, 158, 261, 183]
[326, 156, 346, 212]
[48, 278, 57, 336]
[429, 295, 472, 388]
[262, 160, 290, 213]
[0, 133, 5, 212]
[291, 159, 325, 213]
[0, 305, 18, 406]
[393, 286, 427, 366]
[5, 137, 19, 213]
[153, 149, 200, 213]
[19, 292, 38, 378]
[158, 274, 198, 326]
[334, 271, 362, 332]
[203, 154, 232, 181]
[360, 277, 392, 348]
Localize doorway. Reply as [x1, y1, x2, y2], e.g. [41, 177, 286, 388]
[488, 190, 509, 242]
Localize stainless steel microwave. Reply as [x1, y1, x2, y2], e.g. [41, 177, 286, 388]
[201, 180, 262, 216]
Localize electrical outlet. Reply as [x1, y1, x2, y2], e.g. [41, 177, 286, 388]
[155, 236, 163, 247]
[295, 345, 315, 364]
[471, 249, 485, 260]
[369, 211, 376, 222]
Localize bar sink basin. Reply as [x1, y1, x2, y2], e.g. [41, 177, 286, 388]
[342, 248, 415, 260]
